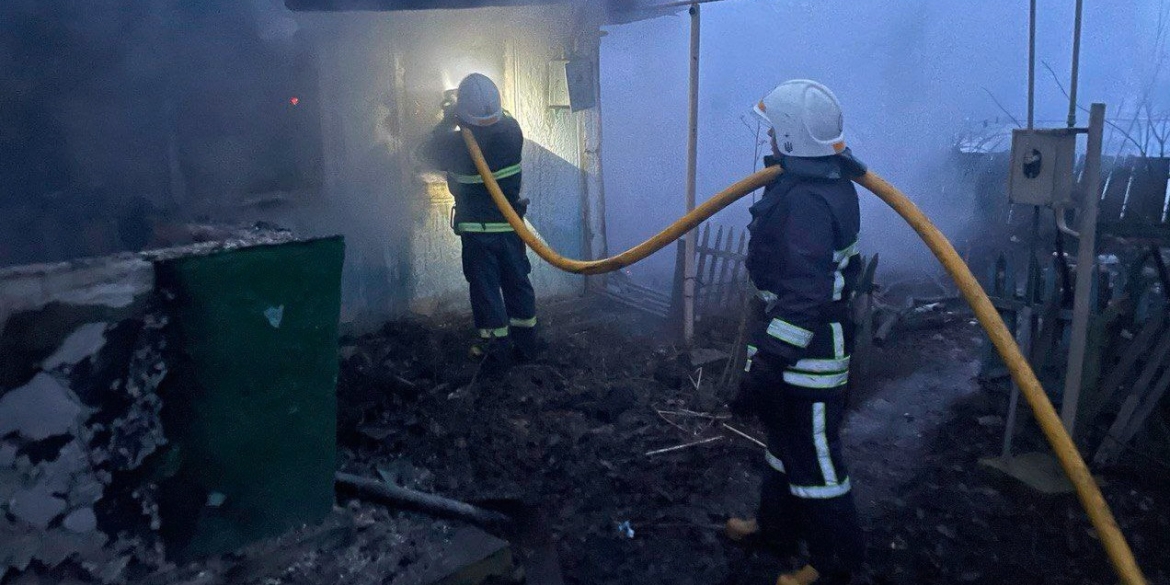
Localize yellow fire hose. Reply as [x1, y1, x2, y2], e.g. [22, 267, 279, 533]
[461, 128, 1146, 584]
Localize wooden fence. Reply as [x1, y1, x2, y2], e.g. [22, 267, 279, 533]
[694, 223, 749, 319]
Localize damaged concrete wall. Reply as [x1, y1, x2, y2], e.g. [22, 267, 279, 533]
[297, 6, 601, 329]
[0, 231, 341, 583]
[0, 256, 167, 583]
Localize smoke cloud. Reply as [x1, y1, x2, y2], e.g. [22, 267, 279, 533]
[600, 0, 1166, 287]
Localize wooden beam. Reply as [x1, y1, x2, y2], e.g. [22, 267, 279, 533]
[1061, 103, 1106, 436]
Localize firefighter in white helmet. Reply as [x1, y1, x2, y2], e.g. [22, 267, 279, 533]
[419, 73, 538, 370]
[726, 80, 867, 585]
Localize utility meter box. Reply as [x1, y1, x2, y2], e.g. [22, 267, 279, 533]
[1007, 128, 1078, 207]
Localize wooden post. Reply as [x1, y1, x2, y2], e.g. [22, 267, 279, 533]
[682, 1, 701, 344]
[1061, 103, 1106, 436]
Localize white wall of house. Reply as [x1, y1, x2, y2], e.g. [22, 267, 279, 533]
[294, 6, 605, 330]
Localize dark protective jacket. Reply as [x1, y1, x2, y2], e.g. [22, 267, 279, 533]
[419, 115, 525, 233]
[746, 151, 866, 362]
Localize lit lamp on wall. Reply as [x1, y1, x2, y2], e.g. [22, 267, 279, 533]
[420, 89, 458, 207]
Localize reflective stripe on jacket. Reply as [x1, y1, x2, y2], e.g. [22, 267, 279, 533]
[746, 155, 862, 362]
[419, 115, 525, 227]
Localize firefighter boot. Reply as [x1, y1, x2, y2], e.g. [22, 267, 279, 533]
[510, 325, 539, 363]
[725, 517, 759, 541]
[470, 336, 513, 377]
[776, 565, 820, 585]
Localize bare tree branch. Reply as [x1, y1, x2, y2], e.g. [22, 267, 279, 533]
[981, 87, 1022, 128]
[1041, 60, 1147, 155]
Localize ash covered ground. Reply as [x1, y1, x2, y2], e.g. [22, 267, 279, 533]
[155, 297, 1170, 585]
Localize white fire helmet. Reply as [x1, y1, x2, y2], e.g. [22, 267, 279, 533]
[456, 73, 503, 127]
[753, 79, 846, 158]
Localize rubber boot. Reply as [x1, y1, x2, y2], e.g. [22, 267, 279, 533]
[776, 565, 820, 585]
[471, 337, 513, 377]
[725, 517, 759, 542]
[511, 326, 539, 363]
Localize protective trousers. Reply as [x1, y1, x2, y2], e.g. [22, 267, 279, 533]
[749, 320, 864, 577]
[460, 232, 537, 356]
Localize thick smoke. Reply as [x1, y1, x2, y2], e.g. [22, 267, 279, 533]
[0, 0, 314, 266]
[600, 0, 1167, 288]
[3, 0, 1166, 296]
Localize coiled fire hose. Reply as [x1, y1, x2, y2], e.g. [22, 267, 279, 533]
[461, 128, 1146, 584]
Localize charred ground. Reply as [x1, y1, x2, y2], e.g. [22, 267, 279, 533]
[150, 297, 1170, 585]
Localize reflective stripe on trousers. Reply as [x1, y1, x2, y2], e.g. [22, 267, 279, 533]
[479, 326, 509, 339]
[763, 400, 853, 500]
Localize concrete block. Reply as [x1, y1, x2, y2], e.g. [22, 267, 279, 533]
[62, 508, 98, 534]
[36, 441, 89, 495]
[42, 323, 108, 371]
[8, 485, 68, 529]
[0, 444, 16, 467]
[0, 374, 83, 441]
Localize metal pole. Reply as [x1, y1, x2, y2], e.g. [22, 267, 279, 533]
[1062, 103, 1106, 436]
[1067, 0, 1084, 128]
[1028, 0, 1036, 130]
[682, 1, 700, 344]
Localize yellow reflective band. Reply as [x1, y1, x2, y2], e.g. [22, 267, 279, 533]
[478, 327, 509, 339]
[509, 316, 537, 328]
[833, 241, 859, 301]
[789, 477, 851, 499]
[782, 370, 848, 389]
[449, 163, 523, 185]
[744, 345, 758, 372]
[791, 356, 850, 373]
[767, 318, 813, 348]
[813, 402, 838, 484]
[831, 322, 845, 359]
[766, 451, 786, 473]
[457, 222, 515, 234]
[833, 239, 860, 263]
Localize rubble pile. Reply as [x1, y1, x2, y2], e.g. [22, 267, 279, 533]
[0, 257, 168, 583]
[0, 225, 306, 583]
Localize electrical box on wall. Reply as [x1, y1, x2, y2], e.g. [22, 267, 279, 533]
[566, 58, 596, 112]
[1007, 128, 1078, 207]
[548, 59, 570, 108]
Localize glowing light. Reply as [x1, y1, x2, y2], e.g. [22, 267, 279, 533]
[289, 96, 300, 106]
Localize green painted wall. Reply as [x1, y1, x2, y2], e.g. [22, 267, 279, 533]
[154, 237, 344, 560]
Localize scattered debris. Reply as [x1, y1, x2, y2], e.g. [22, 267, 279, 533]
[644, 436, 723, 457]
[720, 423, 767, 449]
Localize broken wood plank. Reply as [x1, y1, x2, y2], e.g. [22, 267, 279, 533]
[1096, 394, 1143, 464]
[1098, 354, 1170, 465]
[1087, 317, 1166, 424]
[645, 436, 722, 457]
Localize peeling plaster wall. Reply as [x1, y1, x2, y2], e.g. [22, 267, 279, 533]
[299, 6, 602, 329]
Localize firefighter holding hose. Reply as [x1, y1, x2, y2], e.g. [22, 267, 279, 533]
[419, 73, 538, 370]
[726, 80, 868, 585]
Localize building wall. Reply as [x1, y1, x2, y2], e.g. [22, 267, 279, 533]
[297, 6, 602, 330]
